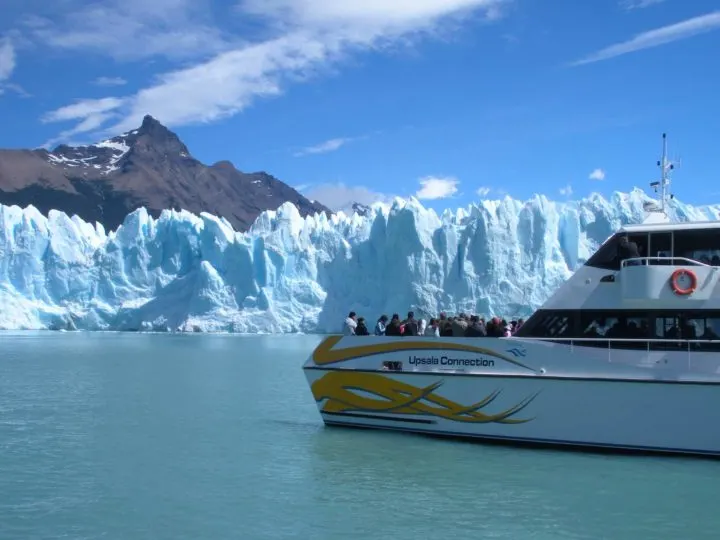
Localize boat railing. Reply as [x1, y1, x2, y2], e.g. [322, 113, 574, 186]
[621, 256, 712, 268]
[512, 337, 720, 369]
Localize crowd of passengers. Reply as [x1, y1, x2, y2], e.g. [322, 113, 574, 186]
[342, 311, 525, 338]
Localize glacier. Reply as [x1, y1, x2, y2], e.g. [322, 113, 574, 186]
[1, 189, 719, 333]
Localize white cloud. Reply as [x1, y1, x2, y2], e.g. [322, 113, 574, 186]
[571, 11, 720, 66]
[0, 38, 16, 82]
[0, 36, 30, 98]
[239, 0, 503, 28]
[588, 168, 606, 181]
[619, 0, 666, 9]
[415, 175, 459, 200]
[294, 137, 353, 157]
[93, 76, 128, 87]
[42, 97, 126, 123]
[27, 0, 231, 61]
[559, 184, 573, 196]
[476, 186, 491, 197]
[40, 0, 506, 140]
[41, 97, 126, 147]
[303, 182, 393, 212]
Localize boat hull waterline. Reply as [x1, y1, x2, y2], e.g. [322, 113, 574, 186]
[303, 336, 720, 457]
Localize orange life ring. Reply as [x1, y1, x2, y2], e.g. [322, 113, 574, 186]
[670, 268, 697, 295]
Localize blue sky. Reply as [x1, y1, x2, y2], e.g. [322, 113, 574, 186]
[1, 0, 719, 213]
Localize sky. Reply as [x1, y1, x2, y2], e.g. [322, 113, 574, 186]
[1, 0, 719, 213]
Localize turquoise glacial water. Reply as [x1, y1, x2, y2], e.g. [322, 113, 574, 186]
[0, 332, 718, 540]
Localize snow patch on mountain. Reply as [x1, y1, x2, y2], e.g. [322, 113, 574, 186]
[45, 134, 132, 174]
[0, 189, 718, 333]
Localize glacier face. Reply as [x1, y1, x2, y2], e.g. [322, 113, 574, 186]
[1, 190, 719, 333]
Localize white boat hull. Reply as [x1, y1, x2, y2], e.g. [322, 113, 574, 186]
[303, 336, 720, 456]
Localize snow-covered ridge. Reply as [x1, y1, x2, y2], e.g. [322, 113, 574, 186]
[46, 133, 132, 175]
[1, 189, 719, 333]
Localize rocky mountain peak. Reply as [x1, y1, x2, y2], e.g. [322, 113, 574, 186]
[131, 115, 189, 155]
[46, 116, 191, 175]
[211, 160, 236, 170]
[0, 115, 331, 232]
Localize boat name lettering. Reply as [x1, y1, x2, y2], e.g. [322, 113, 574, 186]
[407, 355, 495, 367]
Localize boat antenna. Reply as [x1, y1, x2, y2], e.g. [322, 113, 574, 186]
[649, 133, 675, 214]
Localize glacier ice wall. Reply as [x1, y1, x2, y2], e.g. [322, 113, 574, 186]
[1, 189, 719, 333]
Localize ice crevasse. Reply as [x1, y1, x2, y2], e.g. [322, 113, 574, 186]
[1, 189, 718, 333]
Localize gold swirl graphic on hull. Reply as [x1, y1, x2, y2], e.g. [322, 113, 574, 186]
[312, 335, 535, 371]
[311, 371, 539, 424]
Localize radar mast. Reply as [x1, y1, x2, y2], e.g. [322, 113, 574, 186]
[648, 133, 675, 215]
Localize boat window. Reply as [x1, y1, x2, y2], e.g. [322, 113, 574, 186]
[580, 312, 649, 338]
[686, 315, 720, 351]
[673, 229, 720, 265]
[382, 361, 402, 371]
[578, 311, 649, 349]
[628, 233, 649, 261]
[655, 315, 678, 338]
[649, 232, 672, 264]
[700, 316, 720, 340]
[585, 233, 623, 270]
[514, 310, 574, 338]
[646, 312, 720, 351]
[585, 233, 651, 270]
[517, 309, 720, 351]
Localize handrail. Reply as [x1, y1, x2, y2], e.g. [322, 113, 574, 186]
[509, 336, 720, 371]
[621, 256, 712, 268]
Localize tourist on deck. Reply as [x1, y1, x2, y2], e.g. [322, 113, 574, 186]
[403, 311, 419, 336]
[464, 315, 486, 337]
[425, 318, 440, 337]
[355, 317, 370, 336]
[485, 317, 504, 337]
[344, 311, 358, 335]
[618, 236, 640, 265]
[503, 319, 513, 337]
[385, 314, 403, 336]
[440, 316, 453, 337]
[374, 314, 389, 336]
[418, 318, 427, 336]
[451, 314, 468, 337]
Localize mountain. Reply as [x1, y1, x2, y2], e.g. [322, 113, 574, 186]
[1, 190, 718, 333]
[0, 115, 330, 231]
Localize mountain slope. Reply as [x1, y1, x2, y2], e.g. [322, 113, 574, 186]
[0, 115, 330, 231]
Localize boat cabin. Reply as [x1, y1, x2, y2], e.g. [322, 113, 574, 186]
[586, 221, 720, 271]
[515, 221, 720, 351]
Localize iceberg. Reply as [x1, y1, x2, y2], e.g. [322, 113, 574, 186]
[1, 189, 719, 333]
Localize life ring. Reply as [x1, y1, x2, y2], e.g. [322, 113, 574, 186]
[670, 268, 697, 295]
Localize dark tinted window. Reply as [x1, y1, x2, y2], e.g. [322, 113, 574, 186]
[649, 232, 672, 258]
[585, 234, 623, 270]
[584, 233, 649, 270]
[382, 361, 402, 371]
[587, 228, 720, 268]
[516, 310, 720, 351]
[648, 232, 673, 265]
[673, 229, 720, 265]
[579, 311, 650, 339]
[514, 310, 575, 338]
[628, 233, 648, 260]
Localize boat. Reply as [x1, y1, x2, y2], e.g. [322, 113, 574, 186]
[302, 134, 720, 457]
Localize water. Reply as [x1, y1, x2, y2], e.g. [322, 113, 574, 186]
[0, 332, 718, 540]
